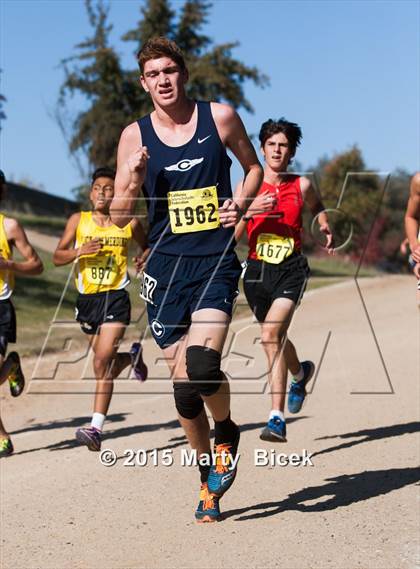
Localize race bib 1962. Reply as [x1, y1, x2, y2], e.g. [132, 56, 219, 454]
[168, 186, 220, 234]
[256, 234, 294, 264]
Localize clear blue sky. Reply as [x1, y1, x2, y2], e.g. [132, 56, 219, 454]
[1, 0, 419, 200]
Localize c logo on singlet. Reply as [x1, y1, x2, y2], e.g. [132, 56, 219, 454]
[151, 319, 165, 339]
[164, 158, 204, 172]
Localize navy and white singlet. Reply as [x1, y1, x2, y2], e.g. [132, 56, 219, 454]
[138, 101, 235, 256]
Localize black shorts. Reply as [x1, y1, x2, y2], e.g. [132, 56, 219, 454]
[75, 289, 131, 335]
[142, 251, 242, 348]
[243, 253, 310, 323]
[0, 299, 16, 354]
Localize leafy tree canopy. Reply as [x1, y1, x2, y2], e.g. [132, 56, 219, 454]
[57, 0, 268, 188]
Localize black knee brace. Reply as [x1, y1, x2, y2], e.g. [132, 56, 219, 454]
[186, 345, 223, 397]
[173, 382, 204, 420]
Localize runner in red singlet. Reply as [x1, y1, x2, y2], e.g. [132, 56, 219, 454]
[235, 118, 334, 442]
[404, 172, 420, 305]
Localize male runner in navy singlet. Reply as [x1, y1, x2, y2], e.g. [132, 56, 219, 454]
[110, 37, 263, 522]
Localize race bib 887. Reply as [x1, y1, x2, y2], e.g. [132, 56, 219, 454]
[85, 254, 118, 285]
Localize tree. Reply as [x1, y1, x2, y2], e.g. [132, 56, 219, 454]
[123, 0, 268, 113]
[57, 0, 140, 182]
[122, 0, 174, 44]
[0, 69, 6, 130]
[306, 146, 384, 262]
[57, 0, 269, 191]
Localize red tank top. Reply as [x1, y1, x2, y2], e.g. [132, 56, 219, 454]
[246, 176, 303, 260]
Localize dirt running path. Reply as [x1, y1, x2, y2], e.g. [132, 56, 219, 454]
[1, 275, 419, 569]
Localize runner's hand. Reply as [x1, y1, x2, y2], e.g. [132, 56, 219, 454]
[128, 147, 149, 187]
[219, 199, 241, 227]
[77, 239, 102, 257]
[400, 237, 409, 256]
[414, 262, 420, 279]
[133, 248, 151, 275]
[320, 223, 335, 255]
[0, 255, 11, 270]
[247, 190, 277, 215]
[410, 243, 420, 263]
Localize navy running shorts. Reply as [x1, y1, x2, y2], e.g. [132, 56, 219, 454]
[141, 251, 241, 348]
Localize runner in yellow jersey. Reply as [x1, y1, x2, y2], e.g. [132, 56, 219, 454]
[0, 170, 44, 457]
[53, 167, 149, 451]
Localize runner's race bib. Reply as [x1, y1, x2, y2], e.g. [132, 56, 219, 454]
[85, 254, 118, 285]
[256, 234, 294, 264]
[168, 186, 220, 234]
[140, 272, 157, 305]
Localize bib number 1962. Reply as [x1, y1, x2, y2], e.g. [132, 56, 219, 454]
[168, 186, 220, 234]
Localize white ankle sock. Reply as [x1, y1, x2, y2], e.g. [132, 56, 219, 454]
[91, 413, 105, 431]
[269, 410, 285, 421]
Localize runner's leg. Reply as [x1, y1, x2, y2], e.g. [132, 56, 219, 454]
[76, 323, 131, 451]
[163, 337, 211, 460]
[91, 323, 131, 416]
[261, 297, 296, 413]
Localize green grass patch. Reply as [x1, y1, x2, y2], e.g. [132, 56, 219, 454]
[308, 254, 379, 277]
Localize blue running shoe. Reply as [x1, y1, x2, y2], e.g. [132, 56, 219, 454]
[207, 428, 240, 497]
[288, 360, 315, 414]
[195, 483, 221, 523]
[260, 416, 287, 442]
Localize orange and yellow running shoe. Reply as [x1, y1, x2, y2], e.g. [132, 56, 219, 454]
[195, 483, 221, 523]
[207, 428, 240, 497]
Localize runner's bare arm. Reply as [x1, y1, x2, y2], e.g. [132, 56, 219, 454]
[53, 213, 101, 266]
[301, 177, 334, 251]
[233, 181, 248, 241]
[130, 218, 148, 251]
[233, 181, 276, 242]
[212, 103, 263, 226]
[0, 218, 43, 275]
[111, 123, 149, 228]
[130, 218, 150, 274]
[404, 172, 420, 263]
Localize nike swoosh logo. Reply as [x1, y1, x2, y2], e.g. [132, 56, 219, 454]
[198, 135, 211, 144]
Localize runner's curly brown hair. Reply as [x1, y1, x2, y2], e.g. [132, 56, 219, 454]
[137, 37, 186, 73]
[259, 118, 302, 155]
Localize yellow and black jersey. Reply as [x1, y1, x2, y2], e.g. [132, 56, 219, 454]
[75, 211, 132, 294]
[0, 213, 14, 300]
